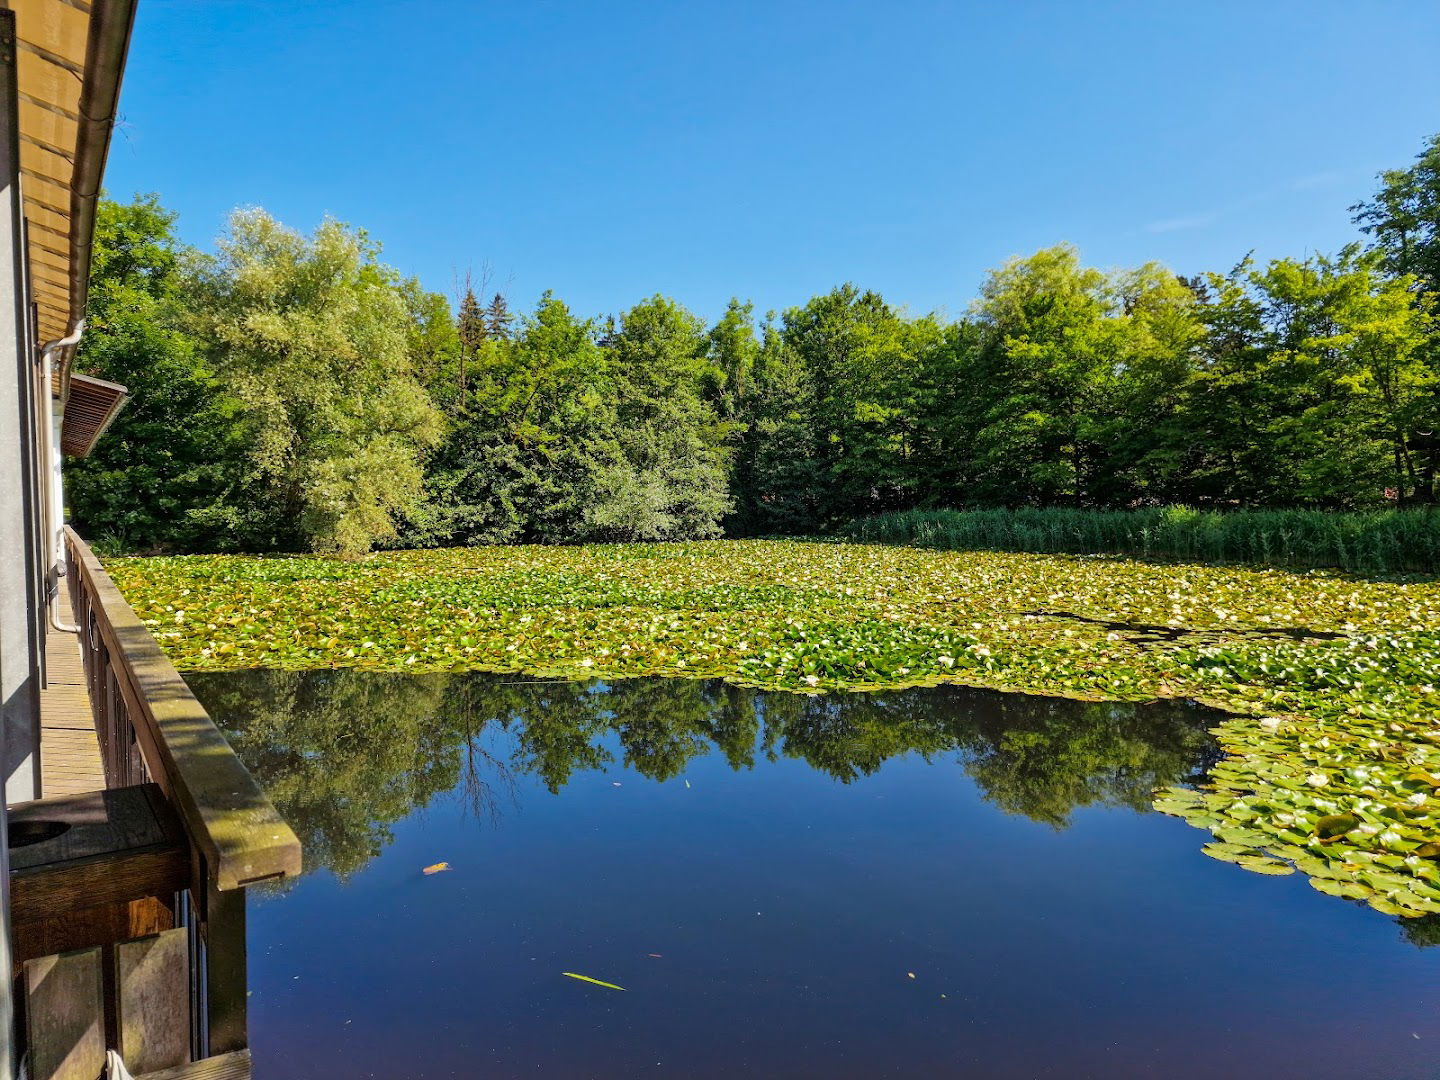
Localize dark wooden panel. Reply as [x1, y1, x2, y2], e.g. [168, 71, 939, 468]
[118, 928, 191, 1073]
[9, 783, 188, 928]
[10, 844, 188, 926]
[9, 783, 179, 871]
[12, 896, 175, 967]
[23, 946, 105, 1080]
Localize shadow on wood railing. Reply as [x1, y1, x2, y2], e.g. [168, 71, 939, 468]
[64, 526, 301, 892]
[42, 526, 303, 1069]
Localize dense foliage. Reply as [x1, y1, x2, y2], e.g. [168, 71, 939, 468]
[849, 506, 1440, 573]
[69, 205, 443, 556]
[68, 132, 1440, 554]
[64, 197, 252, 552]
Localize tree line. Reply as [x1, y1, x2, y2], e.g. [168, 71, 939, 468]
[69, 133, 1440, 556]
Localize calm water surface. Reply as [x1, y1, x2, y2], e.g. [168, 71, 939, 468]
[185, 671, 1440, 1080]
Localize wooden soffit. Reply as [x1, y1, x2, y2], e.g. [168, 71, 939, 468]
[3, 0, 137, 346]
[60, 369, 124, 455]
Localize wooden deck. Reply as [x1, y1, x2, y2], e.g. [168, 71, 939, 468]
[39, 578, 105, 797]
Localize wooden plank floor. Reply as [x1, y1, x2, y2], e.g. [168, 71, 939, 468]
[39, 579, 105, 798]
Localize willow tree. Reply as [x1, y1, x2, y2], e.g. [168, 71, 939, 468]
[189, 210, 442, 555]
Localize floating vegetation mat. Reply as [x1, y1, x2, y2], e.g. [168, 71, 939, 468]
[107, 540, 1440, 916]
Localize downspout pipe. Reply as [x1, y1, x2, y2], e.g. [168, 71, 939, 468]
[40, 321, 84, 633]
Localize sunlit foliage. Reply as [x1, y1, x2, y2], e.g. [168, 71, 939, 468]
[188, 210, 444, 556]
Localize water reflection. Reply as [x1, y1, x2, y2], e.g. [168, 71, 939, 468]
[186, 670, 1221, 880]
[182, 671, 1440, 1079]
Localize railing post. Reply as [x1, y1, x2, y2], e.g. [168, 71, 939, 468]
[202, 880, 248, 1056]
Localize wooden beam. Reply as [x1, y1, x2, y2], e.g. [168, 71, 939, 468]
[137, 1050, 252, 1080]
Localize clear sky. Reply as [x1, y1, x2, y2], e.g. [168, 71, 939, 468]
[103, 0, 1440, 323]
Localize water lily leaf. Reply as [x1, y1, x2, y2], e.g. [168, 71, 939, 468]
[1201, 842, 1254, 863]
[1233, 855, 1294, 876]
[1309, 877, 1369, 900]
[1315, 812, 1360, 839]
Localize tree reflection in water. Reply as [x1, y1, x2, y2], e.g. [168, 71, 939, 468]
[187, 670, 1224, 882]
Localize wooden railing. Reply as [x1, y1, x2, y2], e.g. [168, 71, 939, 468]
[12, 528, 304, 1075]
[65, 526, 301, 892]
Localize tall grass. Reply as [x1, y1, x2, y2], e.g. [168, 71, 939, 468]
[844, 507, 1440, 574]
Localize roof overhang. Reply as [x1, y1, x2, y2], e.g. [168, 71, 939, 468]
[59, 369, 125, 456]
[7, 0, 138, 349]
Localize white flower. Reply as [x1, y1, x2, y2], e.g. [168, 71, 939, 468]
[1306, 772, 1329, 788]
[937, 656, 955, 668]
[802, 675, 820, 687]
[1258, 717, 1282, 732]
[579, 658, 594, 668]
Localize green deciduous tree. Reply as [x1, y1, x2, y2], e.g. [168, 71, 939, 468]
[66, 195, 252, 552]
[587, 295, 731, 540]
[189, 210, 443, 555]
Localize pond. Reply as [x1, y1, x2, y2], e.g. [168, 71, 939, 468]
[186, 670, 1440, 1079]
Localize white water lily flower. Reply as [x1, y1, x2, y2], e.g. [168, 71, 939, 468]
[937, 656, 955, 668]
[579, 658, 594, 668]
[1306, 772, 1329, 787]
[802, 675, 820, 687]
[1258, 717, 1282, 732]
[1378, 829, 1403, 847]
[1407, 792, 1428, 806]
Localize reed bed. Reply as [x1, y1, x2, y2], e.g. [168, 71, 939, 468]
[844, 506, 1440, 574]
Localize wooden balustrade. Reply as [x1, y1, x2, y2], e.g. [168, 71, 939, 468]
[63, 527, 301, 892]
[10, 530, 302, 1078]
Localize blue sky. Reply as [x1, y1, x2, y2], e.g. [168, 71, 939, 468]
[104, 1, 1440, 323]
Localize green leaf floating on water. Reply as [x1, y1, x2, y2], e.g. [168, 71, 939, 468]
[1315, 813, 1360, 840]
[101, 540, 1440, 920]
[563, 972, 625, 991]
[1233, 854, 1295, 876]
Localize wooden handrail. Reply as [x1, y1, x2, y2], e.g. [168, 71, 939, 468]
[63, 526, 301, 890]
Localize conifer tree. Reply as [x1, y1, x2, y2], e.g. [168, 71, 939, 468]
[485, 292, 513, 341]
[456, 287, 486, 394]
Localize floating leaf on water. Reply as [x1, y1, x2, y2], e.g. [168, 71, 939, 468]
[1234, 854, 1295, 876]
[422, 862, 451, 875]
[1315, 812, 1360, 840]
[1201, 842, 1253, 864]
[563, 972, 625, 991]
